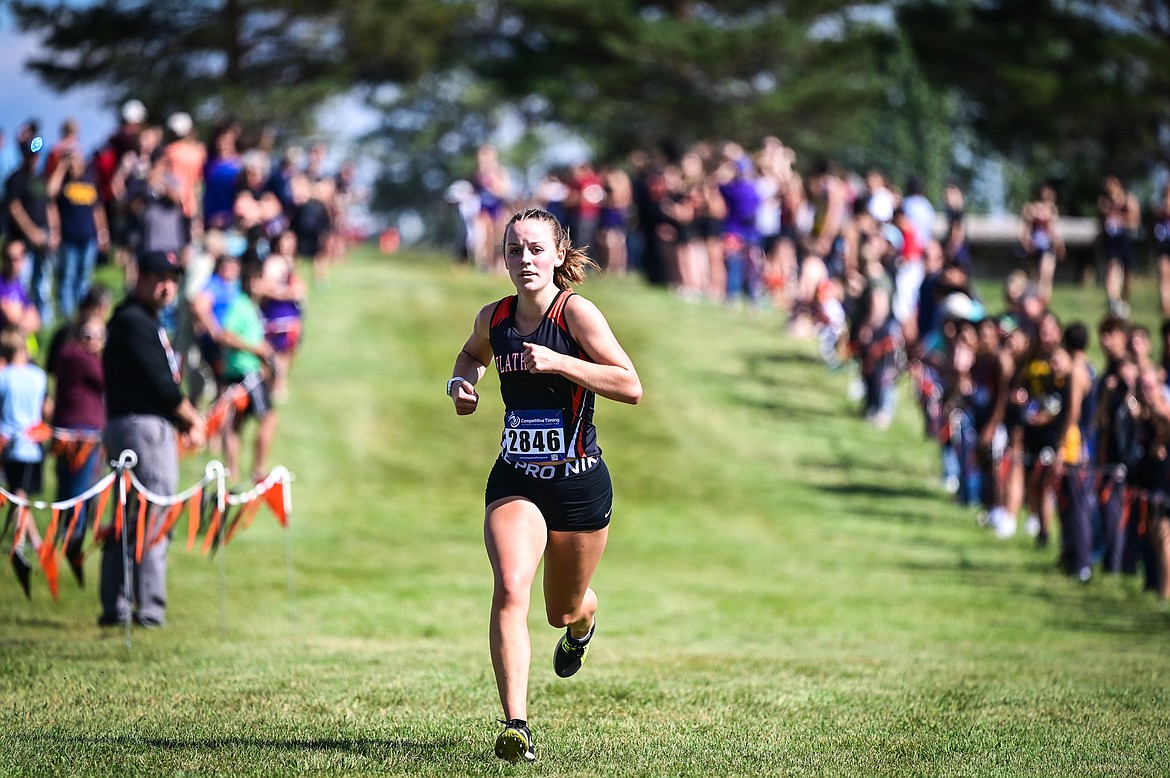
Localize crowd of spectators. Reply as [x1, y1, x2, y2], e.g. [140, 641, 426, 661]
[910, 271, 1170, 602]
[449, 138, 1170, 606]
[4, 100, 1166, 606]
[0, 100, 361, 584]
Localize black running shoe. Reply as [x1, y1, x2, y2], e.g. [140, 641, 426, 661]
[65, 538, 85, 587]
[553, 621, 594, 678]
[495, 718, 535, 763]
[11, 549, 32, 599]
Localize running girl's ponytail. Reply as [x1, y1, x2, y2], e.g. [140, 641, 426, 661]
[503, 208, 599, 290]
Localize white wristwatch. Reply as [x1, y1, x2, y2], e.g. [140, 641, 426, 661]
[446, 377, 466, 397]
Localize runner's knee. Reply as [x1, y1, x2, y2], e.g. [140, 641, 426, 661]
[494, 572, 533, 611]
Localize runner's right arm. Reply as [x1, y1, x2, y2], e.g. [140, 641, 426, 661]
[450, 304, 494, 415]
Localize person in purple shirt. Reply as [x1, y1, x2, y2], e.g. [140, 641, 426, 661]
[202, 123, 242, 232]
[0, 238, 40, 335]
[716, 145, 762, 303]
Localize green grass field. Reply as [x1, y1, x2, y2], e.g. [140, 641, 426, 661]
[1, 249, 1168, 776]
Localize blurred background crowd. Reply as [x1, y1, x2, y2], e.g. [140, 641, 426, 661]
[444, 135, 1170, 607]
[0, 99, 365, 586]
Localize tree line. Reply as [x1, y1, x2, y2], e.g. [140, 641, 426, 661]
[12, 0, 1170, 237]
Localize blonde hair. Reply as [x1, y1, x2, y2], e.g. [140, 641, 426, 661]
[503, 208, 598, 290]
[0, 326, 25, 363]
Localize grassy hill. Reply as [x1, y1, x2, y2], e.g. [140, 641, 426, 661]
[0, 248, 1167, 776]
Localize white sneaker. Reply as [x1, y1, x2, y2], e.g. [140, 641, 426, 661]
[1108, 299, 1131, 319]
[994, 512, 1018, 539]
[1025, 515, 1041, 538]
[944, 476, 960, 496]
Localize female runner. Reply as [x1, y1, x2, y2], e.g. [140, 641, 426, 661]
[448, 208, 642, 762]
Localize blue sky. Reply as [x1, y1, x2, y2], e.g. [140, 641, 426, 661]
[0, 15, 117, 153]
[0, 11, 382, 153]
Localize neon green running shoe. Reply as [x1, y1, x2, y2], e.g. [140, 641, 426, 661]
[495, 718, 535, 763]
[553, 621, 594, 678]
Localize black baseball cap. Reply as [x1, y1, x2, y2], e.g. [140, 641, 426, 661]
[138, 250, 183, 276]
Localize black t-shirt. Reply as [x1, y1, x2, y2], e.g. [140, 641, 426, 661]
[4, 166, 50, 244]
[292, 198, 331, 256]
[104, 296, 184, 419]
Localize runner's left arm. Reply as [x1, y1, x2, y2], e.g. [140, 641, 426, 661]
[525, 295, 641, 405]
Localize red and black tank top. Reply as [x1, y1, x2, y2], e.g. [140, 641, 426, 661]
[489, 289, 599, 461]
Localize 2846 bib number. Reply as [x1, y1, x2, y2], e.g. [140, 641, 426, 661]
[505, 427, 562, 455]
[502, 410, 566, 462]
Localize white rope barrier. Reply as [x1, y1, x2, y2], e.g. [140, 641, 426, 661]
[0, 449, 137, 511]
[224, 465, 293, 506]
[0, 470, 118, 512]
[127, 459, 225, 507]
[2, 445, 297, 648]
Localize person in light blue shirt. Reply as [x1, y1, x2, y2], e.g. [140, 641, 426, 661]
[0, 323, 48, 595]
[0, 324, 50, 498]
[190, 252, 242, 388]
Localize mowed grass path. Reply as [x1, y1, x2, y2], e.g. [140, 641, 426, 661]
[1, 249, 1168, 776]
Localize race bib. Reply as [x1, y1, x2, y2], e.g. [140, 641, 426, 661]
[502, 410, 566, 462]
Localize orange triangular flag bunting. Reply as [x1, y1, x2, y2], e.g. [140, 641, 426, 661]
[41, 543, 59, 600]
[232, 386, 249, 413]
[62, 502, 84, 551]
[263, 482, 287, 527]
[201, 506, 223, 555]
[242, 500, 262, 535]
[69, 440, 98, 474]
[225, 498, 263, 540]
[186, 487, 203, 551]
[150, 503, 183, 550]
[134, 497, 148, 563]
[26, 421, 52, 443]
[92, 481, 112, 544]
[11, 506, 28, 560]
[40, 509, 60, 564]
[225, 503, 250, 545]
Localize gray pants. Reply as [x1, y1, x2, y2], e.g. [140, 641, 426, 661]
[100, 415, 178, 625]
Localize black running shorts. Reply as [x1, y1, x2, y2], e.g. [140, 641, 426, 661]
[485, 456, 613, 532]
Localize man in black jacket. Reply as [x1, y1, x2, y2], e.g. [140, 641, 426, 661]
[99, 250, 205, 627]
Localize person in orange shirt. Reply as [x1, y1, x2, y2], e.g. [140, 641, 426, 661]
[163, 112, 206, 254]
